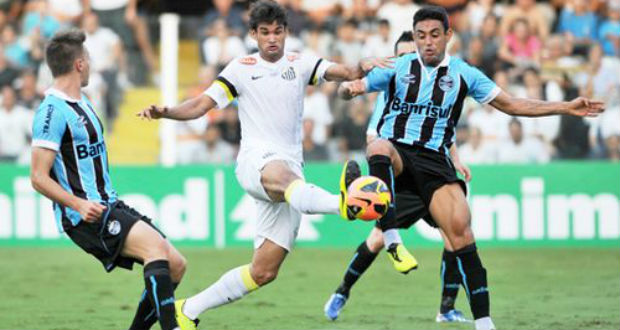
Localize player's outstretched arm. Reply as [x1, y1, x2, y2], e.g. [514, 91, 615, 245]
[325, 57, 393, 82]
[137, 94, 217, 121]
[31, 148, 106, 222]
[489, 91, 605, 118]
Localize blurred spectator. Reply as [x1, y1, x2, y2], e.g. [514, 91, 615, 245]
[217, 106, 242, 147]
[17, 70, 43, 109]
[86, 0, 155, 85]
[176, 115, 209, 165]
[202, 19, 246, 71]
[204, 0, 245, 35]
[498, 18, 541, 68]
[497, 118, 550, 164]
[301, 0, 337, 27]
[515, 68, 562, 157]
[362, 19, 392, 58]
[467, 103, 511, 143]
[540, 34, 583, 82]
[82, 13, 123, 124]
[332, 19, 363, 67]
[459, 126, 496, 164]
[301, 26, 333, 59]
[303, 85, 333, 147]
[500, 0, 551, 40]
[48, 0, 83, 25]
[557, 0, 599, 55]
[275, 0, 308, 36]
[466, 0, 504, 34]
[201, 124, 235, 164]
[302, 118, 329, 161]
[476, 14, 500, 76]
[575, 44, 620, 103]
[21, 0, 60, 39]
[598, 1, 620, 56]
[337, 98, 370, 162]
[0, 47, 18, 87]
[0, 86, 32, 163]
[377, 0, 421, 44]
[342, 0, 381, 24]
[2, 25, 29, 68]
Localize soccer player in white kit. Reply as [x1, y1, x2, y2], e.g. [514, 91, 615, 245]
[137, 1, 392, 328]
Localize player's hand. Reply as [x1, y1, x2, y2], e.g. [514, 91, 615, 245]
[137, 105, 168, 120]
[565, 97, 605, 117]
[76, 200, 106, 223]
[359, 56, 394, 73]
[344, 80, 367, 97]
[454, 160, 472, 182]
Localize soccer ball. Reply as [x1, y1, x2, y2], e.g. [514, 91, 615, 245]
[346, 176, 392, 221]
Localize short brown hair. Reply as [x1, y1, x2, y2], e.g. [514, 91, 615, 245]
[45, 29, 86, 77]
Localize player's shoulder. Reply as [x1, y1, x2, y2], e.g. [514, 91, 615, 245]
[33, 96, 66, 124]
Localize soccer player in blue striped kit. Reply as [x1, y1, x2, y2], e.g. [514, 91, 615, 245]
[30, 30, 185, 330]
[338, 6, 605, 330]
[325, 31, 471, 324]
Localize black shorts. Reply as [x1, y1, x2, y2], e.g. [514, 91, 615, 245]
[374, 192, 438, 229]
[62, 200, 165, 272]
[392, 141, 467, 207]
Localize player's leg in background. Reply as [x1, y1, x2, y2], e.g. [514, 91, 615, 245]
[366, 139, 416, 273]
[325, 227, 383, 320]
[181, 239, 287, 320]
[429, 183, 495, 330]
[261, 160, 341, 215]
[122, 221, 180, 330]
[436, 229, 469, 323]
[129, 242, 187, 330]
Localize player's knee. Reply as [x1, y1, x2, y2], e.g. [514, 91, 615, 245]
[367, 230, 384, 253]
[169, 252, 187, 282]
[366, 139, 392, 157]
[251, 268, 278, 286]
[145, 237, 170, 262]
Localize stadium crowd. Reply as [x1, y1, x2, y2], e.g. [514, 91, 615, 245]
[0, 0, 619, 165]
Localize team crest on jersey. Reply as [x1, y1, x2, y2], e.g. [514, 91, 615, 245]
[287, 53, 300, 61]
[107, 220, 121, 236]
[239, 57, 257, 65]
[400, 74, 416, 84]
[281, 66, 296, 80]
[439, 75, 455, 92]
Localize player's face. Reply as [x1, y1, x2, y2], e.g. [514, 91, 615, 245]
[414, 20, 452, 66]
[252, 21, 287, 62]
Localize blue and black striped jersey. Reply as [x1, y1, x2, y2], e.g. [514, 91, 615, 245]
[32, 88, 117, 231]
[364, 53, 501, 154]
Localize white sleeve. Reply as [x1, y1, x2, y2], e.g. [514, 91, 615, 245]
[301, 53, 335, 86]
[204, 62, 239, 109]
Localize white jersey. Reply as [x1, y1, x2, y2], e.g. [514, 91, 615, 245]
[205, 52, 334, 162]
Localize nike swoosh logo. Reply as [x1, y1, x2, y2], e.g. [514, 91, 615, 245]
[251, 75, 263, 80]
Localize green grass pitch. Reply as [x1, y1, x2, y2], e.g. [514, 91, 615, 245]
[0, 247, 618, 330]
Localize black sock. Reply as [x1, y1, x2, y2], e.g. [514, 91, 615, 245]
[143, 260, 178, 330]
[439, 249, 461, 314]
[368, 155, 396, 231]
[455, 243, 489, 320]
[129, 283, 179, 330]
[336, 241, 378, 297]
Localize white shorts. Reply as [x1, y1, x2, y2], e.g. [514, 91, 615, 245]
[235, 144, 304, 252]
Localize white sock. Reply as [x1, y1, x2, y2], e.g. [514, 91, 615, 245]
[182, 264, 258, 320]
[475, 317, 496, 330]
[383, 229, 402, 248]
[285, 179, 339, 214]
